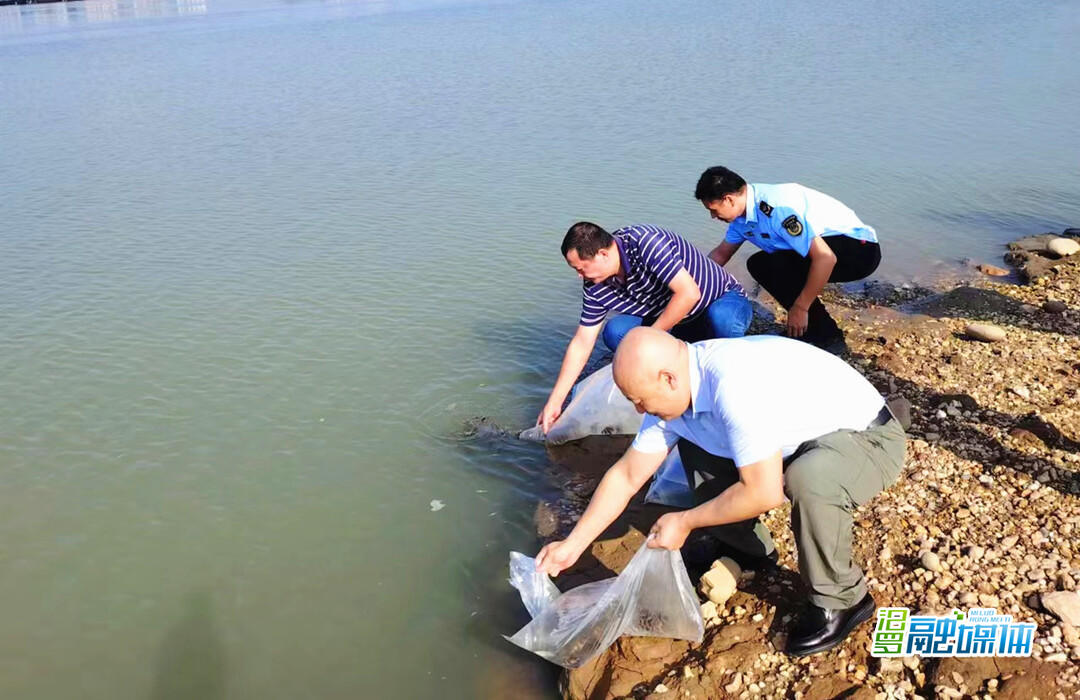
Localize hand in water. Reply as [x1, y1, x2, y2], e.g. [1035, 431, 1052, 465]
[537, 398, 562, 433]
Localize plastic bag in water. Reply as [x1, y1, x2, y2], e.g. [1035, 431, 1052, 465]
[505, 539, 704, 668]
[643, 447, 695, 509]
[543, 364, 644, 445]
[508, 552, 561, 617]
[517, 425, 546, 443]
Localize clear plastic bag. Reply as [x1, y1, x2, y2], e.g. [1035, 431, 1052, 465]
[507, 552, 561, 617]
[505, 539, 704, 668]
[644, 447, 695, 509]
[542, 364, 645, 445]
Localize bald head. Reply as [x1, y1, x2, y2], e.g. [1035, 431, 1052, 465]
[613, 327, 692, 420]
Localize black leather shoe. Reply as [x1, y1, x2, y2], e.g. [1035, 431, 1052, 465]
[786, 592, 875, 657]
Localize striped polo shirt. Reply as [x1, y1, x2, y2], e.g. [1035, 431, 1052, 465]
[579, 224, 744, 327]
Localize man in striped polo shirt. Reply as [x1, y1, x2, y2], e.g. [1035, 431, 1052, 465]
[537, 222, 752, 433]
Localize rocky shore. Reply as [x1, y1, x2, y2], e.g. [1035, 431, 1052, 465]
[536, 229, 1080, 700]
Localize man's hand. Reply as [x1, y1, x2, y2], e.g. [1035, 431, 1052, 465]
[535, 539, 586, 577]
[786, 304, 809, 338]
[537, 397, 563, 434]
[647, 511, 693, 551]
[708, 240, 741, 267]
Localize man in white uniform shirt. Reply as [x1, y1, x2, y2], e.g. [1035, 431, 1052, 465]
[536, 327, 906, 656]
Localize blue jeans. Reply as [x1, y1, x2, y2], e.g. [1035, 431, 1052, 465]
[601, 288, 753, 352]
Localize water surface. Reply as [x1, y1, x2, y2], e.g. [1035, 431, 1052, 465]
[1, 0, 1079, 696]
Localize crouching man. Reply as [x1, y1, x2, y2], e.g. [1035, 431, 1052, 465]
[535, 327, 906, 656]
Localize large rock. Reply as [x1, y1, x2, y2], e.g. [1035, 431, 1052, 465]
[562, 636, 692, 700]
[700, 557, 740, 605]
[1041, 591, 1080, 626]
[1008, 233, 1059, 253]
[1047, 237, 1080, 258]
[1004, 234, 1063, 282]
[915, 286, 1027, 319]
[964, 322, 1006, 342]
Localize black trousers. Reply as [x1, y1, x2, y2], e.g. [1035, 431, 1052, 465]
[746, 236, 881, 345]
[678, 439, 775, 557]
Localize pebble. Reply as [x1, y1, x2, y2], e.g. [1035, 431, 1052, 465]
[964, 322, 1006, 342]
[1043, 299, 1068, 313]
[1048, 237, 1080, 257]
[654, 682, 669, 693]
[1011, 385, 1031, 400]
[921, 551, 944, 572]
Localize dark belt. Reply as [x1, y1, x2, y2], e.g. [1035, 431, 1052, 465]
[868, 404, 894, 428]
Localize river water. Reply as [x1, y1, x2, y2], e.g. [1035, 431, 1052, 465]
[1, 0, 1078, 697]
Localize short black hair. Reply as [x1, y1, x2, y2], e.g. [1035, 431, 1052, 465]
[561, 221, 613, 259]
[694, 166, 747, 202]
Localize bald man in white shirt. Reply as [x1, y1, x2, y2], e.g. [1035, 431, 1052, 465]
[536, 327, 906, 656]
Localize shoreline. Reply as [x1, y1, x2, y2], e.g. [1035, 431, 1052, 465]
[535, 229, 1080, 699]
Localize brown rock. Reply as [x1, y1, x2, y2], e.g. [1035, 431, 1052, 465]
[977, 263, 1010, 276]
[965, 322, 1006, 342]
[563, 636, 692, 700]
[1041, 591, 1080, 626]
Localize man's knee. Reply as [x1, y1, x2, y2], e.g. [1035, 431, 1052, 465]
[705, 292, 752, 338]
[746, 251, 771, 283]
[601, 315, 642, 351]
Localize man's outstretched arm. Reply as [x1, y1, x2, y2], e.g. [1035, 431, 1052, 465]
[535, 447, 668, 576]
[649, 451, 785, 550]
[538, 323, 602, 432]
[708, 240, 742, 267]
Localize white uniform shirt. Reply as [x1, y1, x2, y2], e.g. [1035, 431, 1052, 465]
[631, 336, 885, 467]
